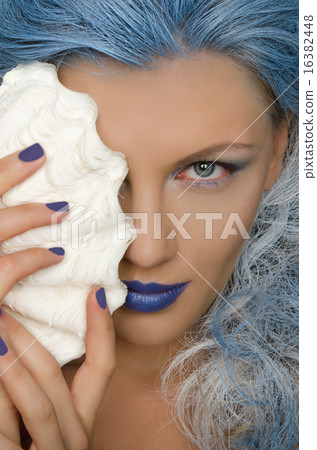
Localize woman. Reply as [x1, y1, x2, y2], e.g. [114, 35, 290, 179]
[0, 0, 298, 448]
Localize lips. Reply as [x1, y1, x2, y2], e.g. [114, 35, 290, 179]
[121, 280, 190, 312]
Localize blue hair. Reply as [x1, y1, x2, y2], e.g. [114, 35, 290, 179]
[0, 1, 298, 448]
[0, 0, 298, 114]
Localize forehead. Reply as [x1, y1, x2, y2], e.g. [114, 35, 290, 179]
[58, 53, 271, 154]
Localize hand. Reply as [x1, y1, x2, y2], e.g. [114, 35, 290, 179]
[0, 287, 115, 450]
[0, 144, 116, 448]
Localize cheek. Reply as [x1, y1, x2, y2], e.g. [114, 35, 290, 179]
[175, 170, 267, 293]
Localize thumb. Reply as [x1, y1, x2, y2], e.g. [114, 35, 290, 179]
[71, 287, 116, 433]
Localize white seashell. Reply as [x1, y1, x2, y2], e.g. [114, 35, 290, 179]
[0, 62, 136, 366]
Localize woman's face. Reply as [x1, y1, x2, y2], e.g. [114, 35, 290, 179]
[58, 53, 287, 348]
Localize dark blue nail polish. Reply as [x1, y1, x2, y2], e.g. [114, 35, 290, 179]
[0, 308, 2, 317]
[18, 143, 44, 162]
[96, 288, 107, 309]
[49, 247, 65, 256]
[0, 337, 8, 356]
[46, 201, 69, 212]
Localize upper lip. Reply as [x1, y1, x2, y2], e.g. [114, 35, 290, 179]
[121, 280, 189, 293]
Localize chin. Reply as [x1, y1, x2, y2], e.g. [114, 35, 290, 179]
[112, 305, 188, 347]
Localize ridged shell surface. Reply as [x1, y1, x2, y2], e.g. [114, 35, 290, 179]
[0, 62, 136, 366]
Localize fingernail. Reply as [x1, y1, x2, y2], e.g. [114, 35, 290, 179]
[0, 308, 2, 317]
[96, 288, 107, 309]
[49, 247, 65, 256]
[18, 143, 44, 162]
[46, 201, 69, 212]
[0, 337, 8, 356]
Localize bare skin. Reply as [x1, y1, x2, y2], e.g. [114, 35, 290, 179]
[0, 53, 288, 448]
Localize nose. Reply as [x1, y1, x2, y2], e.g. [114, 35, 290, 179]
[118, 181, 177, 269]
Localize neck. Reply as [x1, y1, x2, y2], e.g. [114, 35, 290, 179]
[63, 336, 186, 390]
[114, 337, 181, 385]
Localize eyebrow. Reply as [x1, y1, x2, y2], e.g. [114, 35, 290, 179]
[175, 142, 256, 166]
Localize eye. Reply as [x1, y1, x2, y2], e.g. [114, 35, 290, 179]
[174, 159, 239, 189]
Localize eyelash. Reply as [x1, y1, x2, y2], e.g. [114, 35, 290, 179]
[173, 159, 241, 190]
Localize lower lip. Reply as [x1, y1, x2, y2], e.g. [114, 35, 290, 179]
[124, 283, 189, 313]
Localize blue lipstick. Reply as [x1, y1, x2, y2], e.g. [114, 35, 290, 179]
[121, 280, 190, 312]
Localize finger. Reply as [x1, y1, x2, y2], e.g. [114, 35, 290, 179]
[72, 287, 116, 434]
[0, 247, 65, 301]
[0, 431, 22, 450]
[0, 144, 45, 196]
[0, 329, 66, 450]
[0, 309, 88, 450]
[0, 202, 69, 242]
[0, 376, 20, 445]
